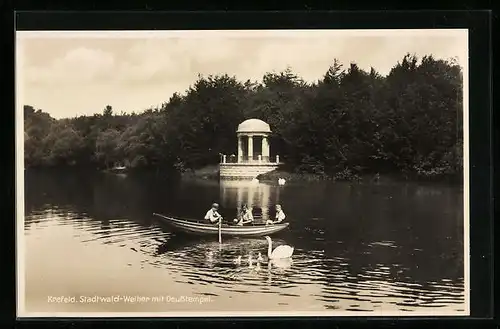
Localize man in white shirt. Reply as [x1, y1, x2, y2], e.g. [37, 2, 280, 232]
[266, 204, 285, 225]
[205, 203, 223, 224]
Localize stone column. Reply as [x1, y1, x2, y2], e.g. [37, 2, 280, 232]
[262, 136, 270, 161]
[248, 135, 253, 162]
[237, 136, 243, 163]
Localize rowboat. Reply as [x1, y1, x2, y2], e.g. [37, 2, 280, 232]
[109, 166, 127, 172]
[153, 213, 289, 237]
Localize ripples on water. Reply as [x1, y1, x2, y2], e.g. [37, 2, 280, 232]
[25, 205, 465, 313]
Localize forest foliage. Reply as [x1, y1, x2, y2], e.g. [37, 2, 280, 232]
[24, 54, 463, 181]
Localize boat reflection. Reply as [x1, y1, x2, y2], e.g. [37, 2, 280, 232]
[156, 233, 281, 256]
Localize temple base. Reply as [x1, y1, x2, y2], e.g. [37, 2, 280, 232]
[219, 162, 279, 180]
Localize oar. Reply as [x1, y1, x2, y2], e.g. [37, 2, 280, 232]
[218, 218, 222, 244]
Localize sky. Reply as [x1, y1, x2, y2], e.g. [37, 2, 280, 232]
[16, 30, 468, 119]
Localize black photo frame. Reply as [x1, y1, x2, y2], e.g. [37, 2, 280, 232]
[2, 9, 494, 329]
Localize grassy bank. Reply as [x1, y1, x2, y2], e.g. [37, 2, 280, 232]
[256, 169, 369, 183]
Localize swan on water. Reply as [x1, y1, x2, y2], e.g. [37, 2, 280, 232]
[278, 178, 286, 186]
[233, 255, 242, 265]
[257, 252, 264, 262]
[265, 236, 294, 259]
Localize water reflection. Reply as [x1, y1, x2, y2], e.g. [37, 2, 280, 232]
[23, 170, 465, 314]
[219, 180, 280, 221]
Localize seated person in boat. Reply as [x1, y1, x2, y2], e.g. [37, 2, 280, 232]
[266, 204, 285, 225]
[232, 206, 245, 225]
[204, 203, 223, 224]
[233, 204, 254, 226]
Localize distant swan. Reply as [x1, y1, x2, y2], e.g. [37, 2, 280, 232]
[265, 236, 294, 259]
[278, 178, 286, 185]
[257, 252, 264, 262]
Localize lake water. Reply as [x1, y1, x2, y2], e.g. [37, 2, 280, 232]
[21, 170, 466, 316]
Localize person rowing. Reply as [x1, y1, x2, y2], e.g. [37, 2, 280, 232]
[205, 203, 223, 225]
[233, 204, 254, 226]
[266, 204, 286, 225]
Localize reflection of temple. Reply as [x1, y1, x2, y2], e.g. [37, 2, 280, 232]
[220, 180, 280, 221]
[219, 119, 281, 180]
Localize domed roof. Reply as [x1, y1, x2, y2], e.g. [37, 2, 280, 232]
[237, 119, 271, 134]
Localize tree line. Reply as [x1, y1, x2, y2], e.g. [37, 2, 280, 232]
[24, 54, 463, 181]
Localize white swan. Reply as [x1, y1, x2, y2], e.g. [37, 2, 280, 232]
[257, 252, 264, 262]
[278, 178, 286, 186]
[265, 236, 294, 259]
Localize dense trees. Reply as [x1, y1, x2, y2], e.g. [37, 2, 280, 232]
[23, 54, 463, 181]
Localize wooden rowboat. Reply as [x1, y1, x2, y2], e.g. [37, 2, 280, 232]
[153, 213, 289, 237]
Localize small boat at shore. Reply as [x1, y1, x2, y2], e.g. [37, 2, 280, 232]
[110, 165, 127, 172]
[103, 165, 128, 174]
[153, 213, 289, 237]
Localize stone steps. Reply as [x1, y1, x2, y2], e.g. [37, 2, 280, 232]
[219, 163, 279, 179]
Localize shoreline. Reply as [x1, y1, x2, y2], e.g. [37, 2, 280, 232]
[23, 165, 462, 185]
[179, 166, 462, 186]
